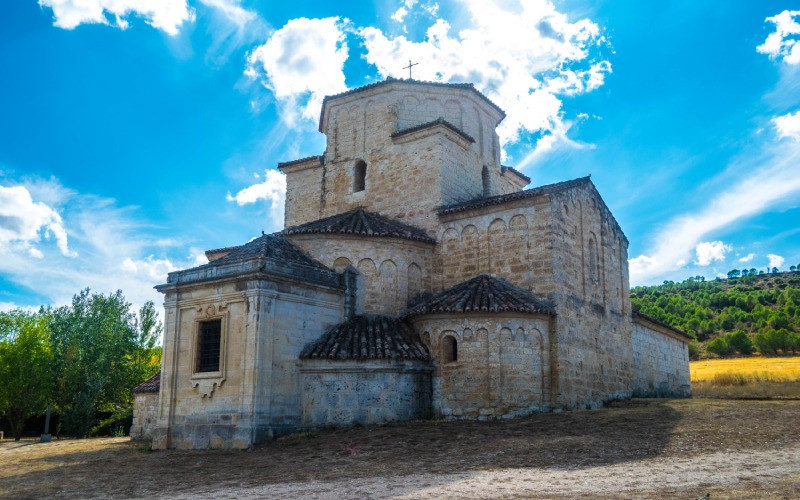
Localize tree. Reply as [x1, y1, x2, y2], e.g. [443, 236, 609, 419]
[0, 311, 53, 440]
[725, 330, 754, 355]
[727, 269, 741, 279]
[791, 265, 797, 272]
[772, 267, 779, 274]
[47, 289, 162, 437]
[707, 336, 732, 356]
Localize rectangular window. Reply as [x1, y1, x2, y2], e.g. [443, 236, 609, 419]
[197, 319, 221, 373]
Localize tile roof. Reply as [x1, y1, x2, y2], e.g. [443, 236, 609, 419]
[208, 233, 332, 271]
[283, 209, 436, 244]
[277, 155, 323, 170]
[319, 77, 506, 131]
[300, 315, 431, 361]
[438, 176, 591, 216]
[501, 165, 531, 184]
[133, 371, 160, 394]
[633, 311, 693, 340]
[404, 274, 555, 317]
[391, 118, 475, 143]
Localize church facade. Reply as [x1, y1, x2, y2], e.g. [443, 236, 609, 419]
[133, 79, 691, 450]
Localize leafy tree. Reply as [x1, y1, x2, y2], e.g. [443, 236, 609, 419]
[0, 311, 53, 440]
[772, 267, 779, 274]
[725, 330, 754, 355]
[790, 266, 796, 272]
[727, 269, 741, 279]
[707, 336, 731, 356]
[47, 289, 162, 437]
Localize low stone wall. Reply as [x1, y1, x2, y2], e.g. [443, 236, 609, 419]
[130, 392, 159, 440]
[300, 360, 433, 427]
[632, 318, 691, 398]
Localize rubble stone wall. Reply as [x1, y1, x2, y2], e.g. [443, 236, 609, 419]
[548, 185, 634, 409]
[632, 319, 692, 397]
[410, 314, 552, 419]
[300, 360, 432, 427]
[287, 234, 435, 315]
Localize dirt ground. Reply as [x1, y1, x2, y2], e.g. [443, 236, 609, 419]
[2, 398, 800, 499]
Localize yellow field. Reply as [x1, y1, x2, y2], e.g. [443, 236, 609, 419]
[690, 356, 800, 398]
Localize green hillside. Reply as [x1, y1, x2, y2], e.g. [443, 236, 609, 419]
[630, 271, 800, 358]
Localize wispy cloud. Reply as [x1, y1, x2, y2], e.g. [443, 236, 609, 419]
[0, 176, 204, 310]
[739, 253, 756, 263]
[629, 140, 800, 283]
[226, 169, 286, 229]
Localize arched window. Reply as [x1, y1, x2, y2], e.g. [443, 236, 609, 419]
[354, 160, 367, 192]
[482, 165, 490, 197]
[442, 335, 458, 363]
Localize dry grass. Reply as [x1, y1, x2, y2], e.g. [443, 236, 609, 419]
[691, 356, 800, 398]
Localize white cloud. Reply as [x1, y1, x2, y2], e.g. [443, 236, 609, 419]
[773, 110, 800, 140]
[196, 0, 266, 65]
[39, 0, 195, 35]
[695, 241, 731, 266]
[629, 141, 800, 284]
[0, 184, 75, 258]
[757, 10, 800, 64]
[245, 17, 350, 126]
[226, 169, 287, 228]
[359, 0, 610, 160]
[739, 253, 756, 263]
[767, 253, 785, 269]
[391, 0, 416, 23]
[0, 177, 203, 311]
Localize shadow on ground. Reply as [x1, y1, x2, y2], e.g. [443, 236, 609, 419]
[4, 398, 800, 499]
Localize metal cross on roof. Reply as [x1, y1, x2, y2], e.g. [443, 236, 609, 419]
[403, 59, 418, 79]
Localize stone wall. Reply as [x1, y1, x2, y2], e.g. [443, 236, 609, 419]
[300, 360, 432, 427]
[152, 275, 344, 449]
[546, 184, 634, 409]
[410, 314, 552, 419]
[287, 234, 434, 315]
[632, 318, 691, 397]
[282, 82, 516, 233]
[130, 392, 158, 440]
[435, 197, 554, 296]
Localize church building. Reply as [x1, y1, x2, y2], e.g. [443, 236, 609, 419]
[131, 78, 691, 450]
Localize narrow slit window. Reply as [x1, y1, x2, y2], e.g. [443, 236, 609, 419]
[354, 160, 367, 192]
[197, 319, 221, 372]
[482, 165, 490, 197]
[442, 335, 458, 363]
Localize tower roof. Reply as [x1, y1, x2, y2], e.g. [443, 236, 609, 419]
[319, 77, 506, 132]
[300, 315, 430, 361]
[404, 274, 555, 318]
[283, 209, 436, 244]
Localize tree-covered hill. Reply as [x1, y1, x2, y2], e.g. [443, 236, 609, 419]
[631, 271, 800, 358]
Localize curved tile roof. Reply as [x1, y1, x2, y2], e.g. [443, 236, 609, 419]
[438, 176, 591, 216]
[404, 274, 555, 317]
[300, 315, 430, 361]
[284, 209, 436, 244]
[209, 233, 331, 271]
[133, 371, 160, 394]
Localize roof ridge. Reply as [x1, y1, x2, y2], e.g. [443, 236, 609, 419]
[437, 176, 592, 216]
[404, 274, 555, 318]
[319, 78, 506, 132]
[284, 209, 436, 244]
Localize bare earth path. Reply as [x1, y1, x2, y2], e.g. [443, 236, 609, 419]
[3, 399, 800, 499]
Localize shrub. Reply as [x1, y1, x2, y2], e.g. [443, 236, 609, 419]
[725, 330, 754, 355]
[707, 336, 732, 357]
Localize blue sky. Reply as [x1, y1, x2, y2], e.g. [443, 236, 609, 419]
[1, 0, 799, 310]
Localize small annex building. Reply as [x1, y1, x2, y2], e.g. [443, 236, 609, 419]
[133, 78, 692, 449]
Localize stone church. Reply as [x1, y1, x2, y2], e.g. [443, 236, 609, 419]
[131, 78, 691, 450]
